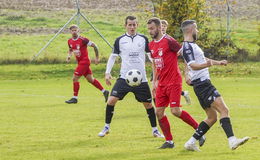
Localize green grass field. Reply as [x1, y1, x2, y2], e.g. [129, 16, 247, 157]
[0, 9, 259, 63]
[0, 63, 260, 160]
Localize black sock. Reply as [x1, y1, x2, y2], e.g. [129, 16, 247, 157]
[193, 121, 210, 140]
[146, 107, 157, 127]
[220, 117, 234, 138]
[105, 105, 114, 124]
[181, 91, 184, 96]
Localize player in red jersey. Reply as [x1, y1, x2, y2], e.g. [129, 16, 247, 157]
[147, 17, 205, 149]
[161, 19, 191, 105]
[65, 25, 109, 104]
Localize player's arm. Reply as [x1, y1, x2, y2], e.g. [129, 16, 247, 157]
[146, 52, 153, 63]
[66, 42, 73, 63]
[90, 42, 99, 65]
[182, 42, 212, 70]
[189, 58, 227, 70]
[105, 38, 120, 86]
[184, 62, 192, 86]
[205, 58, 228, 66]
[151, 59, 158, 95]
[105, 54, 118, 85]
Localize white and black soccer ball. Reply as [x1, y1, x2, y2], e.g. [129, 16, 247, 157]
[125, 69, 143, 87]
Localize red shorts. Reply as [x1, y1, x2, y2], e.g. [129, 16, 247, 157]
[155, 84, 182, 108]
[74, 64, 92, 77]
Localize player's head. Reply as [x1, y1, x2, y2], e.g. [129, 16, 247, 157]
[147, 17, 162, 39]
[161, 20, 168, 34]
[125, 16, 138, 36]
[181, 20, 198, 41]
[69, 24, 79, 38]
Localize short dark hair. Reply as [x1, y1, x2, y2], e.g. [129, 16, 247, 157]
[161, 20, 168, 26]
[181, 20, 196, 32]
[125, 16, 137, 25]
[69, 24, 79, 30]
[147, 17, 161, 26]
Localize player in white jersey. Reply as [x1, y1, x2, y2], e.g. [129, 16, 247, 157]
[181, 20, 249, 151]
[98, 16, 163, 138]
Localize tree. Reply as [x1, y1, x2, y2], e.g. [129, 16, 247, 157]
[151, 0, 210, 47]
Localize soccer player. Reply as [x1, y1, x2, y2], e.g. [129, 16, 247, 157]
[147, 17, 205, 149]
[65, 25, 109, 104]
[181, 20, 249, 151]
[98, 16, 163, 138]
[161, 19, 191, 105]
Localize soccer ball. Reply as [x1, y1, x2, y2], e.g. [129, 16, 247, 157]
[125, 69, 143, 87]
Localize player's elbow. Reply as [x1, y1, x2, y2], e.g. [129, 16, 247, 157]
[189, 64, 200, 70]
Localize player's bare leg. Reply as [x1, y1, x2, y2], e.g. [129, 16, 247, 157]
[85, 74, 109, 102]
[65, 74, 81, 104]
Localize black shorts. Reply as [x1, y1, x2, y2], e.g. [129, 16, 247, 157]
[192, 79, 221, 109]
[110, 78, 152, 103]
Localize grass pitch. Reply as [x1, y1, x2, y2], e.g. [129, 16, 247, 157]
[0, 64, 260, 160]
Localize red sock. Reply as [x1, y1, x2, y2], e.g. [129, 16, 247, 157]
[91, 79, 104, 91]
[179, 110, 199, 129]
[159, 116, 173, 141]
[73, 82, 80, 96]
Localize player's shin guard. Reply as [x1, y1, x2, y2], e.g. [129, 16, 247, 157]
[220, 117, 234, 138]
[73, 82, 80, 96]
[92, 79, 104, 91]
[180, 110, 199, 129]
[159, 116, 172, 141]
[146, 107, 157, 127]
[193, 121, 210, 140]
[105, 105, 114, 124]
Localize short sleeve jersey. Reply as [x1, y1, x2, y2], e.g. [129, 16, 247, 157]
[68, 36, 91, 64]
[182, 41, 210, 81]
[149, 35, 182, 86]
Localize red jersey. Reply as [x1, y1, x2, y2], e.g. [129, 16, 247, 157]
[68, 36, 91, 64]
[149, 35, 182, 86]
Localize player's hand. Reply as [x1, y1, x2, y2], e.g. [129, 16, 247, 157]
[206, 59, 213, 67]
[94, 57, 99, 65]
[66, 56, 71, 63]
[219, 60, 228, 66]
[152, 80, 158, 96]
[105, 73, 112, 86]
[185, 77, 192, 86]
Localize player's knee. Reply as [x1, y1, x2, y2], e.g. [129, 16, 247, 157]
[220, 106, 229, 116]
[155, 110, 164, 120]
[107, 96, 118, 105]
[73, 77, 79, 82]
[171, 108, 182, 117]
[87, 79, 92, 83]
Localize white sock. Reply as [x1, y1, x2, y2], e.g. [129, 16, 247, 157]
[166, 140, 173, 144]
[228, 136, 236, 144]
[102, 89, 105, 93]
[152, 127, 158, 132]
[105, 123, 110, 128]
[73, 96, 78, 99]
[187, 136, 197, 144]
